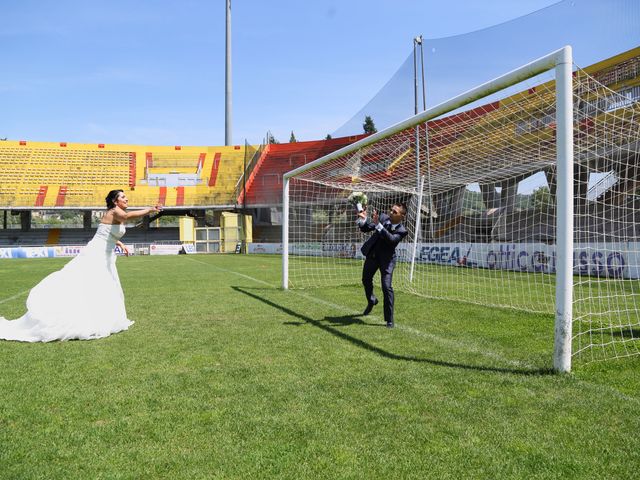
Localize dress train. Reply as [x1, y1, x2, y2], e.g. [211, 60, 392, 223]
[0, 223, 133, 342]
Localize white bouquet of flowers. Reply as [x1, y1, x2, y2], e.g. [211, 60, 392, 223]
[347, 191, 368, 213]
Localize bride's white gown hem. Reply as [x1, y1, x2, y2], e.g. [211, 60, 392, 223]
[0, 223, 134, 342]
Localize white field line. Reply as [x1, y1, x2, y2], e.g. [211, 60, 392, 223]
[395, 323, 533, 369]
[185, 257, 640, 403]
[0, 289, 30, 305]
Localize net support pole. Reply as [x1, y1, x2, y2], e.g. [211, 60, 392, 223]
[413, 36, 421, 189]
[409, 175, 426, 282]
[553, 45, 574, 373]
[424, 121, 435, 240]
[415, 126, 420, 189]
[282, 176, 290, 289]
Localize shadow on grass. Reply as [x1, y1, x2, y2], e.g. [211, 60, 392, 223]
[324, 314, 387, 327]
[611, 328, 640, 339]
[286, 315, 373, 327]
[233, 286, 552, 376]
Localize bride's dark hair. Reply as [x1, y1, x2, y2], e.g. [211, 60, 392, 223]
[105, 189, 124, 209]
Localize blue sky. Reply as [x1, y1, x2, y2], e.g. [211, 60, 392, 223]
[0, 0, 607, 147]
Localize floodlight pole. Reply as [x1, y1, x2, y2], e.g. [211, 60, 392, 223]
[225, 0, 233, 146]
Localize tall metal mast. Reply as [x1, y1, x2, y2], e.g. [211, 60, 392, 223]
[225, 0, 232, 146]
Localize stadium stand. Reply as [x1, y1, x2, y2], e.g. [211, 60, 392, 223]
[0, 142, 249, 209]
[238, 135, 367, 207]
[235, 135, 367, 243]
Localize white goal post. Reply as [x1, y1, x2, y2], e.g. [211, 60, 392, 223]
[282, 46, 640, 373]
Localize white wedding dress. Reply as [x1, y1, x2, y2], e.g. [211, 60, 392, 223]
[0, 223, 133, 342]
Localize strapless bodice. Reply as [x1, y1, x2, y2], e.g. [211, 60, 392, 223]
[95, 223, 126, 245]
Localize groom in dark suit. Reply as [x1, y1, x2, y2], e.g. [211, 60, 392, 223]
[357, 203, 408, 328]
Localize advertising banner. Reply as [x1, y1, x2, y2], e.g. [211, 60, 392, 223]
[248, 243, 283, 254]
[149, 244, 184, 256]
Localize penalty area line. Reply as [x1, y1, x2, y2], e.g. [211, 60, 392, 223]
[185, 256, 274, 287]
[184, 256, 525, 368]
[185, 256, 370, 317]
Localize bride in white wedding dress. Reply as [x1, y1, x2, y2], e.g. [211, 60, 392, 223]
[0, 190, 162, 342]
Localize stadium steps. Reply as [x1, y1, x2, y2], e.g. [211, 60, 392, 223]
[46, 228, 61, 245]
[241, 135, 367, 207]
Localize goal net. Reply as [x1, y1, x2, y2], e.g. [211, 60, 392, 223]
[282, 47, 640, 371]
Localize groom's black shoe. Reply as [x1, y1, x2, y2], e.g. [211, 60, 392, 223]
[363, 298, 379, 316]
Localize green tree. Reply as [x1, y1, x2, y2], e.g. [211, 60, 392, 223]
[363, 116, 377, 134]
[325, 134, 332, 140]
[289, 131, 297, 143]
[532, 186, 553, 210]
[462, 190, 485, 215]
[267, 132, 279, 144]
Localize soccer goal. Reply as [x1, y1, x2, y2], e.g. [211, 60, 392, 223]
[282, 46, 640, 372]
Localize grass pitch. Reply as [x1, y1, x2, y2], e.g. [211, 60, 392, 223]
[0, 254, 638, 479]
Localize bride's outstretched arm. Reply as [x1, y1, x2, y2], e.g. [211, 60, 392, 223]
[126, 204, 163, 220]
[112, 204, 163, 222]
